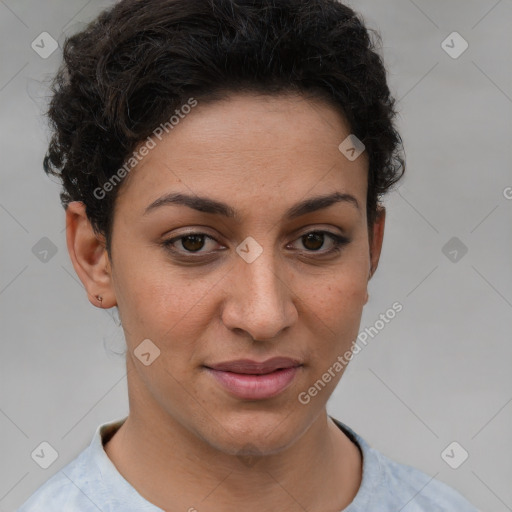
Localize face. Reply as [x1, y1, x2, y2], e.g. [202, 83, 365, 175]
[68, 92, 384, 456]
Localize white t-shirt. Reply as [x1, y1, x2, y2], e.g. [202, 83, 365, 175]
[17, 416, 479, 511]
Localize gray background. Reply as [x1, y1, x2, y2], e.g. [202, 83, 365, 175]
[1, 0, 511, 510]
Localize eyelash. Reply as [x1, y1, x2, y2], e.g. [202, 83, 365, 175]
[161, 230, 349, 260]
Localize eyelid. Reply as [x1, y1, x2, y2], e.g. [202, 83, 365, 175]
[163, 232, 223, 251]
[287, 230, 349, 252]
[162, 228, 349, 258]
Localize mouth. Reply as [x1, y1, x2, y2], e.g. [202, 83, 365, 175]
[204, 357, 303, 400]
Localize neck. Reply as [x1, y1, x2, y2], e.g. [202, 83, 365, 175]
[105, 413, 362, 511]
[104, 379, 362, 512]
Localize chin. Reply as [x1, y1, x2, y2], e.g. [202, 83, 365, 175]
[199, 407, 309, 457]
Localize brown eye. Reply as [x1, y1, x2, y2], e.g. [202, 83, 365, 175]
[180, 234, 206, 252]
[288, 230, 349, 256]
[162, 232, 223, 258]
[302, 232, 325, 251]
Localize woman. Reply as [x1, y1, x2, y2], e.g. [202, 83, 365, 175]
[18, 0, 479, 510]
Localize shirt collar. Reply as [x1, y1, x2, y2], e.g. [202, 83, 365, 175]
[86, 415, 381, 511]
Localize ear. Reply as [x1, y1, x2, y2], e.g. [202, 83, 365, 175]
[364, 206, 386, 304]
[65, 201, 116, 309]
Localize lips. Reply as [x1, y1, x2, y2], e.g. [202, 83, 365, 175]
[204, 357, 302, 400]
[207, 357, 301, 374]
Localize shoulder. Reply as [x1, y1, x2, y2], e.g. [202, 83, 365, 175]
[331, 418, 480, 512]
[16, 418, 133, 512]
[374, 449, 479, 511]
[16, 447, 105, 512]
[16, 417, 160, 512]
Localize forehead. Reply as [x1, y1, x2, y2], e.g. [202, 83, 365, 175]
[115, 92, 369, 215]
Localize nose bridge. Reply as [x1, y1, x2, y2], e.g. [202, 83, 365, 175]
[245, 250, 284, 305]
[224, 244, 296, 341]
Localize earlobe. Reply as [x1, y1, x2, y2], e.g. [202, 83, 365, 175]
[65, 201, 116, 309]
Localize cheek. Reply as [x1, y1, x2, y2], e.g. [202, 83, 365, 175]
[113, 259, 227, 372]
[296, 260, 369, 348]
[308, 243, 369, 309]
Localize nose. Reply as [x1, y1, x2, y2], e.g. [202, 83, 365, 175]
[221, 248, 298, 342]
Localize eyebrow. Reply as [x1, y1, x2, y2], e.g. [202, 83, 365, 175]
[143, 191, 360, 220]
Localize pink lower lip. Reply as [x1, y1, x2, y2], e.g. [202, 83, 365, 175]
[206, 366, 300, 400]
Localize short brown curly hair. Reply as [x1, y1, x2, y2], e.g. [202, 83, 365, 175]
[44, 0, 405, 258]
